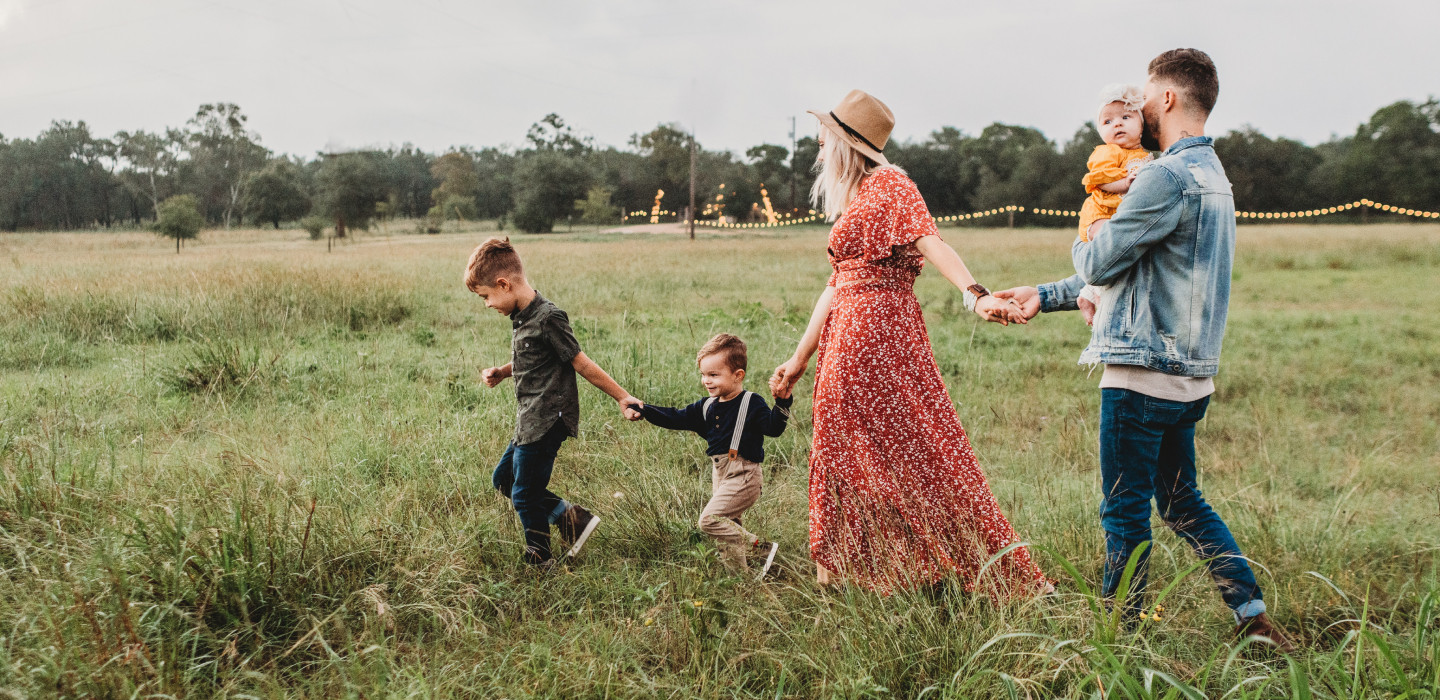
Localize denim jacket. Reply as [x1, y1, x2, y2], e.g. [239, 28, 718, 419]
[1038, 136, 1234, 377]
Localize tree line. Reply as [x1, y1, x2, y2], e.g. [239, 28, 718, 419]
[1, 98, 1436, 236]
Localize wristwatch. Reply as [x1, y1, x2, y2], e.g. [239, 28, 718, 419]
[963, 283, 991, 312]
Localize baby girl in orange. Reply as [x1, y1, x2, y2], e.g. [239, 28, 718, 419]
[1077, 84, 1153, 322]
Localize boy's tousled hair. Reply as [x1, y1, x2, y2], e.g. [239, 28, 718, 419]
[1148, 48, 1219, 116]
[697, 333, 747, 372]
[463, 237, 525, 291]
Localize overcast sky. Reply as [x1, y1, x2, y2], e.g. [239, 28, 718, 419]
[1, 0, 1436, 158]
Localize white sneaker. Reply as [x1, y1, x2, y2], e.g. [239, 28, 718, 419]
[755, 542, 779, 581]
[563, 510, 600, 559]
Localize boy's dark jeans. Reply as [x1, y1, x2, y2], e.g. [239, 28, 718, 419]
[1099, 388, 1265, 620]
[493, 421, 572, 564]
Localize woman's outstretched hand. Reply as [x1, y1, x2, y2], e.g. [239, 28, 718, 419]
[770, 357, 808, 398]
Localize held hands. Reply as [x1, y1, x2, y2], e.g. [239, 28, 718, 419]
[974, 295, 1028, 326]
[480, 365, 512, 388]
[619, 396, 645, 421]
[992, 287, 1041, 321]
[768, 357, 806, 399]
[771, 374, 794, 400]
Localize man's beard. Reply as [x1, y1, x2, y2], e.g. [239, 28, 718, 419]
[1140, 105, 1162, 151]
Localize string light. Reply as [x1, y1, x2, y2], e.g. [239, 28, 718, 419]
[1235, 199, 1440, 220]
[692, 197, 1439, 229]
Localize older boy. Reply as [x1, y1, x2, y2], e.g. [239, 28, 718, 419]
[465, 237, 643, 568]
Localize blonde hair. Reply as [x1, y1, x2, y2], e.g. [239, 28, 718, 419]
[462, 237, 525, 291]
[697, 333, 747, 372]
[809, 124, 901, 220]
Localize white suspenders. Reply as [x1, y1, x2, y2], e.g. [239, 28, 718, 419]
[703, 391, 753, 459]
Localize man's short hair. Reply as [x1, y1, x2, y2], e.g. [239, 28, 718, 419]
[463, 237, 524, 291]
[1148, 48, 1219, 116]
[697, 333, 747, 372]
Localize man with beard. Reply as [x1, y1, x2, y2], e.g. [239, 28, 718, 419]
[996, 48, 1295, 651]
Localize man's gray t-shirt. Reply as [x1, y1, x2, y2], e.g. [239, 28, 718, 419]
[509, 292, 582, 445]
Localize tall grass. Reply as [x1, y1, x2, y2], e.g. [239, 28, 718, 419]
[0, 223, 1436, 697]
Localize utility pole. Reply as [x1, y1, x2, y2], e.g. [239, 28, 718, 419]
[789, 115, 798, 213]
[688, 132, 697, 240]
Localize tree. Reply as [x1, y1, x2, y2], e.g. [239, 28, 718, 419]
[889, 127, 979, 216]
[475, 147, 516, 219]
[630, 124, 692, 206]
[511, 150, 592, 233]
[315, 152, 387, 237]
[527, 113, 593, 155]
[574, 186, 618, 228]
[792, 136, 820, 210]
[116, 128, 183, 221]
[1329, 100, 1440, 212]
[430, 151, 480, 218]
[242, 159, 311, 228]
[379, 146, 436, 218]
[1216, 127, 1323, 213]
[186, 103, 270, 228]
[154, 194, 204, 253]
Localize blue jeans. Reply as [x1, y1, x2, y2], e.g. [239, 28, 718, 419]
[492, 421, 572, 564]
[1099, 388, 1265, 621]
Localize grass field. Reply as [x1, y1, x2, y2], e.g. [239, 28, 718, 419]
[1, 222, 1437, 698]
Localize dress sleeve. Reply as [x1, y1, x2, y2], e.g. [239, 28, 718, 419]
[1081, 144, 1129, 193]
[854, 169, 938, 262]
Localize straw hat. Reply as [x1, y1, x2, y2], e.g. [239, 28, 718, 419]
[808, 89, 893, 166]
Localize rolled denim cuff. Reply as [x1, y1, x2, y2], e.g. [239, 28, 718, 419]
[1232, 599, 1267, 623]
[1038, 284, 1069, 313]
[1038, 283, 1058, 312]
[548, 499, 572, 524]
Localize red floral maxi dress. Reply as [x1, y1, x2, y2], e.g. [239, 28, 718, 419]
[809, 167, 1048, 595]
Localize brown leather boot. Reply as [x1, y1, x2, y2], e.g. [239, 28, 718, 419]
[1234, 613, 1298, 654]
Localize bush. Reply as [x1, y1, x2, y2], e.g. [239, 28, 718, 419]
[300, 216, 328, 240]
[163, 339, 272, 396]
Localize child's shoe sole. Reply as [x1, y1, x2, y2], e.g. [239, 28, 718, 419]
[756, 542, 778, 581]
[564, 515, 600, 558]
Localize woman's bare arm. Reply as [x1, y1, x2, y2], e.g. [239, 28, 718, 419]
[915, 235, 1026, 325]
[769, 285, 836, 395]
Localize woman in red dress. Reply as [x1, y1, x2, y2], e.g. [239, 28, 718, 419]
[770, 90, 1049, 595]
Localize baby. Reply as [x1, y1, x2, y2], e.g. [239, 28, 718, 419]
[1077, 84, 1153, 324]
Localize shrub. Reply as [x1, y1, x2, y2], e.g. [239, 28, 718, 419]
[300, 215, 328, 240]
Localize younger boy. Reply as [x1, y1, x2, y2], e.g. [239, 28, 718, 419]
[465, 237, 643, 568]
[636, 334, 792, 578]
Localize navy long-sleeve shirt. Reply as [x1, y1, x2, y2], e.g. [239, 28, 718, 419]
[640, 392, 792, 464]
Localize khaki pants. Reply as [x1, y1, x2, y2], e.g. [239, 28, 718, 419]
[699, 454, 763, 571]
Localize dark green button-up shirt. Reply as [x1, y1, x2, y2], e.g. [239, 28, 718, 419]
[509, 292, 582, 445]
